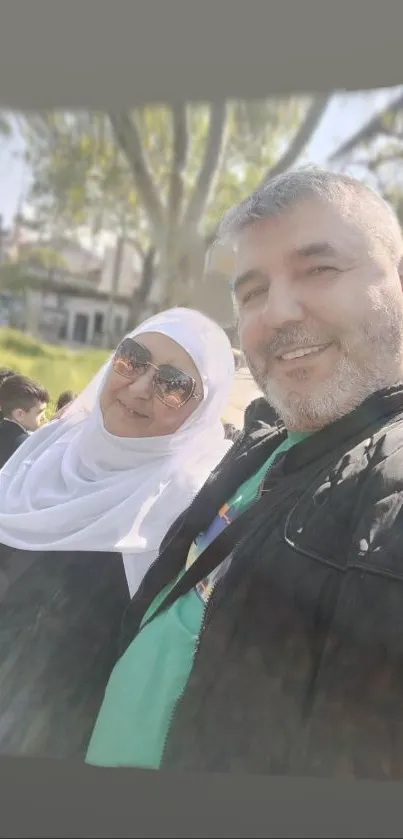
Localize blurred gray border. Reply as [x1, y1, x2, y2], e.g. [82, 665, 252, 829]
[1, 0, 403, 837]
[0, 0, 402, 108]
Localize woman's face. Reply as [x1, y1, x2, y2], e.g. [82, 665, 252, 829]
[99, 332, 204, 438]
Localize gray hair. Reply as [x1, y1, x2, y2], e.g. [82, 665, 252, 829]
[217, 167, 403, 263]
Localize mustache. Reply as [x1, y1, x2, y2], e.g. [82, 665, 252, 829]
[255, 325, 336, 358]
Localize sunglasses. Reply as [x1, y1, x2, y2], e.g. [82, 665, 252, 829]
[112, 337, 202, 409]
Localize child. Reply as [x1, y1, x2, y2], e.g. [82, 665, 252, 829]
[0, 374, 49, 468]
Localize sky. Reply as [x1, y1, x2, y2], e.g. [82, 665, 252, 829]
[0, 86, 401, 230]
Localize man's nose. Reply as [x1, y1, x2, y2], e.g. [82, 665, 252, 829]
[126, 368, 155, 399]
[260, 279, 305, 329]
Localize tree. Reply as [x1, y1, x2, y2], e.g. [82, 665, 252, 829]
[20, 95, 331, 320]
[0, 114, 12, 138]
[0, 246, 69, 336]
[329, 91, 403, 167]
[327, 91, 403, 223]
[20, 245, 69, 274]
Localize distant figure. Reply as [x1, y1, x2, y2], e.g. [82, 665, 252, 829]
[0, 369, 17, 419]
[0, 374, 49, 469]
[223, 422, 242, 443]
[0, 368, 16, 386]
[56, 390, 77, 412]
[243, 396, 280, 431]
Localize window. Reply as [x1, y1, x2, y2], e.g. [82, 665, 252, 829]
[114, 315, 123, 339]
[94, 312, 104, 335]
[73, 313, 89, 343]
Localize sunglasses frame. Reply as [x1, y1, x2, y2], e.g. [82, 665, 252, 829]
[112, 337, 203, 410]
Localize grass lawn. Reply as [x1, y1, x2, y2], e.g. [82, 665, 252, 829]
[0, 328, 109, 411]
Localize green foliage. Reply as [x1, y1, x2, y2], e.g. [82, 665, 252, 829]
[24, 245, 69, 271]
[0, 328, 108, 409]
[21, 97, 310, 241]
[24, 112, 145, 241]
[0, 250, 70, 314]
[0, 113, 12, 137]
[17, 96, 329, 312]
[0, 264, 40, 293]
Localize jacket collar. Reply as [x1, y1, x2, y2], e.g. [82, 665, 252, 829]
[279, 383, 403, 474]
[123, 384, 403, 640]
[187, 384, 403, 532]
[1, 418, 29, 435]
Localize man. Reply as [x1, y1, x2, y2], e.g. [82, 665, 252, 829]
[0, 374, 49, 468]
[87, 168, 403, 781]
[55, 390, 76, 413]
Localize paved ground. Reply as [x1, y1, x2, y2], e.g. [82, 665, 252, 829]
[224, 367, 262, 428]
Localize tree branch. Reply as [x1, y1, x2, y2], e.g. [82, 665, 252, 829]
[367, 150, 403, 171]
[20, 113, 61, 147]
[108, 111, 165, 240]
[262, 93, 331, 184]
[126, 235, 146, 259]
[329, 91, 403, 162]
[183, 101, 228, 231]
[167, 103, 188, 228]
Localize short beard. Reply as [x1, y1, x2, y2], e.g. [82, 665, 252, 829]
[245, 309, 403, 432]
[250, 354, 383, 431]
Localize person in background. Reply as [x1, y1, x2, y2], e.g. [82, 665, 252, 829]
[243, 395, 280, 431]
[0, 368, 16, 416]
[0, 307, 234, 760]
[223, 421, 242, 442]
[86, 168, 403, 782]
[0, 374, 49, 469]
[56, 390, 77, 413]
[0, 367, 16, 385]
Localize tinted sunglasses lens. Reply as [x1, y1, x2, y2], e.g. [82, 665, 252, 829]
[155, 365, 195, 407]
[113, 339, 150, 378]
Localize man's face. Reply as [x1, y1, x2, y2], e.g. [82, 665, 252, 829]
[13, 401, 47, 432]
[234, 198, 403, 430]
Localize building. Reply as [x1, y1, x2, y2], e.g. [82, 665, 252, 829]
[0, 229, 142, 348]
[0, 219, 236, 348]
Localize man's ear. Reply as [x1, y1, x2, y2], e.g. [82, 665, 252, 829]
[11, 408, 25, 423]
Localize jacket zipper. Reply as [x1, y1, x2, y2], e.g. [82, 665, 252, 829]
[159, 570, 225, 766]
[160, 468, 269, 765]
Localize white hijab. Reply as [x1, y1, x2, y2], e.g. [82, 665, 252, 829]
[0, 308, 235, 596]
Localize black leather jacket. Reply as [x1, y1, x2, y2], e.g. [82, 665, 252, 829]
[0, 546, 129, 759]
[0, 419, 28, 469]
[121, 385, 403, 780]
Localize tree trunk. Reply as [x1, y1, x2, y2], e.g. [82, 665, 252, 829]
[128, 246, 156, 329]
[110, 96, 330, 321]
[103, 235, 125, 348]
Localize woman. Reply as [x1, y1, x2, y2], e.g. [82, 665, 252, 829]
[0, 308, 235, 759]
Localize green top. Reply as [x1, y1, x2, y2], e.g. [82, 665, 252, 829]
[86, 431, 309, 768]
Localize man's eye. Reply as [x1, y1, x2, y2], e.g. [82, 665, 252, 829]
[308, 265, 338, 276]
[241, 286, 267, 306]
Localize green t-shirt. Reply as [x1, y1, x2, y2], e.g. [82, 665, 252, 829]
[86, 431, 308, 768]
